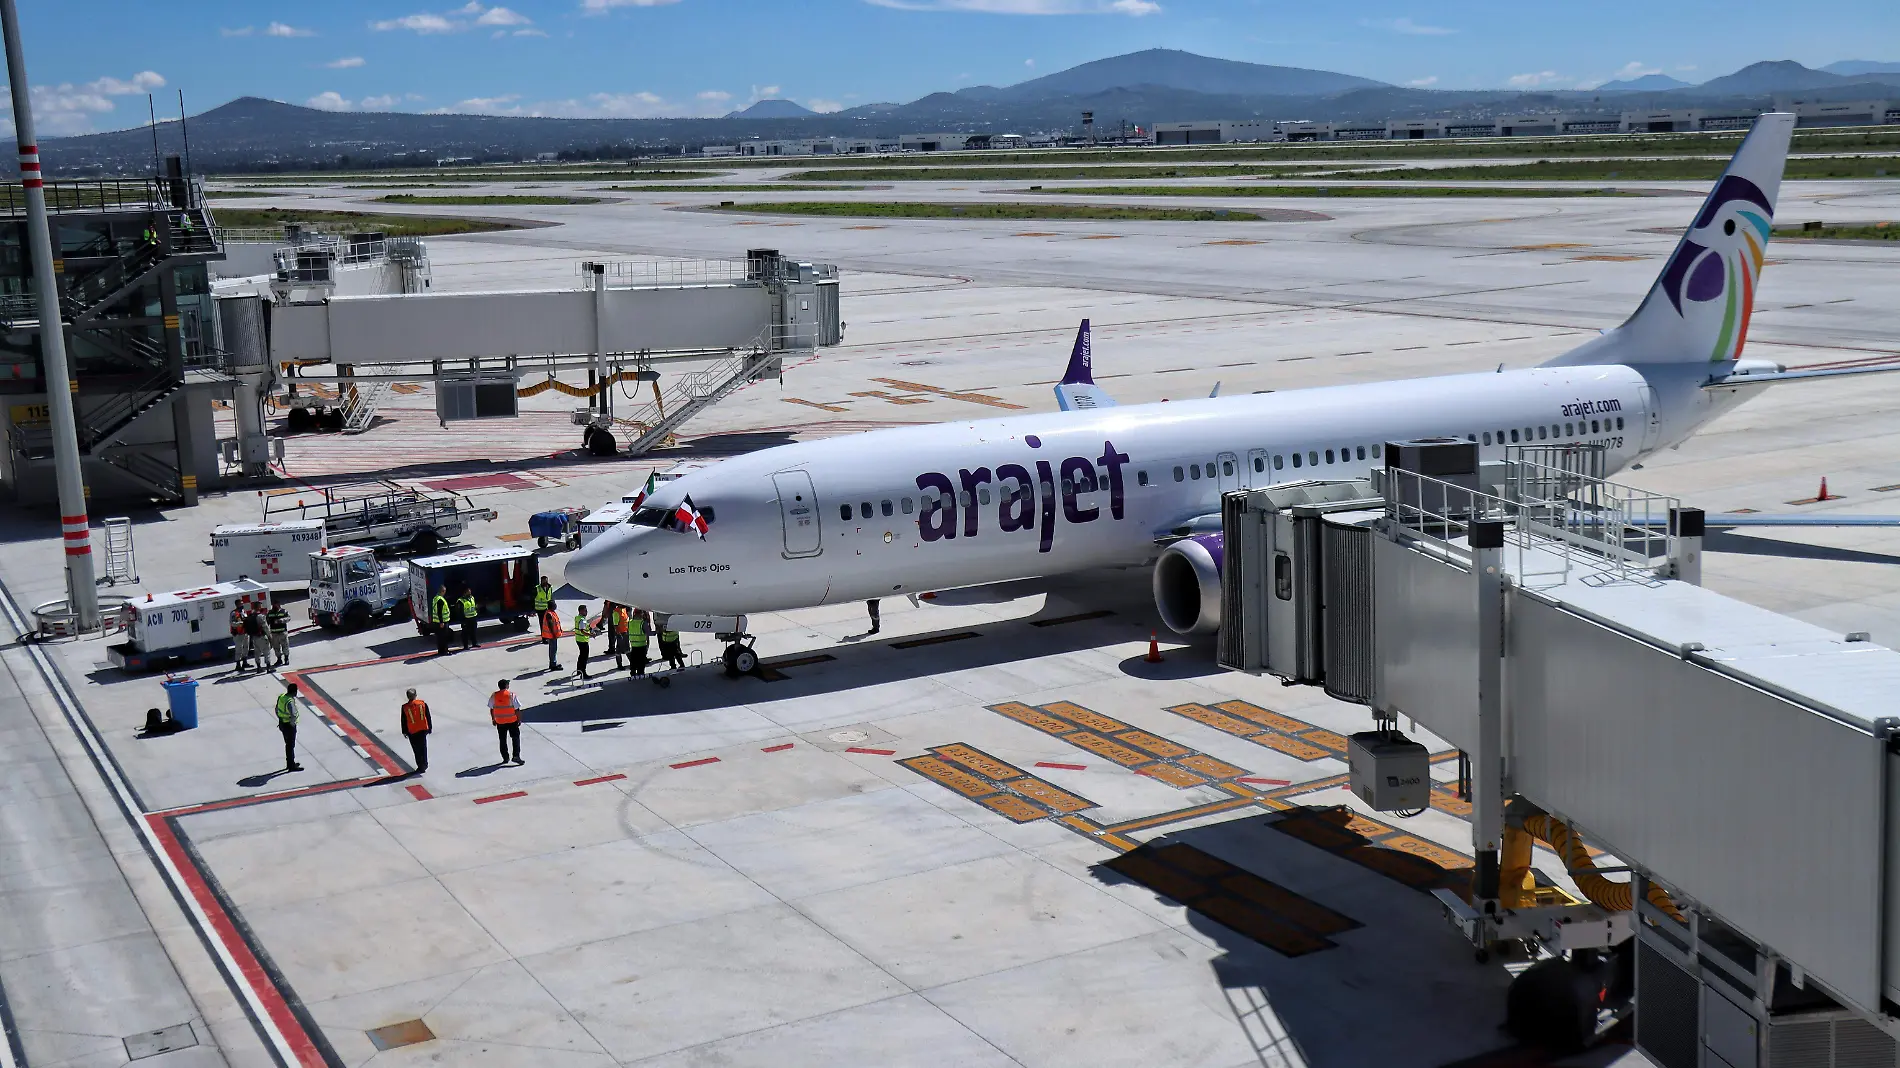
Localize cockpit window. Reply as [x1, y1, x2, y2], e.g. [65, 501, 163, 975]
[629, 507, 668, 527]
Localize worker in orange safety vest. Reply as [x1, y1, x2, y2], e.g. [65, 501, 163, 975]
[489, 679, 522, 766]
[400, 688, 432, 773]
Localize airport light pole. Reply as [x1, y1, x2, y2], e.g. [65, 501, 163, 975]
[2, 0, 99, 629]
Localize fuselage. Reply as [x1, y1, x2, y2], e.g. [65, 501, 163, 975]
[565, 361, 1758, 616]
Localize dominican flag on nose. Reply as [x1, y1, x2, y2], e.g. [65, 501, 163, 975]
[669, 495, 709, 539]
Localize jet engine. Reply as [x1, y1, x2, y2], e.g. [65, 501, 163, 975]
[1152, 533, 1223, 635]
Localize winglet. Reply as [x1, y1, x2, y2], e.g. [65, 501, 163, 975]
[1054, 319, 1117, 411]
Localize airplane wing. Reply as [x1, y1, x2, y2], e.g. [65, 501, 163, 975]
[1703, 361, 1900, 389]
[1053, 319, 1117, 412]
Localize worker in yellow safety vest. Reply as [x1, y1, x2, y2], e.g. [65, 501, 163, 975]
[627, 609, 650, 677]
[458, 587, 479, 651]
[488, 679, 522, 765]
[533, 576, 554, 614]
[274, 681, 304, 773]
[572, 605, 594, 680]
[432, 591, 454, 656]
[659, 621, 686, 672]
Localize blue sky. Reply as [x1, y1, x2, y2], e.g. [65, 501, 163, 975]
[7, 0, 1898, 135]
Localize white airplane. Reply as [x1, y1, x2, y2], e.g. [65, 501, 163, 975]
[566, 113, 1899, 672]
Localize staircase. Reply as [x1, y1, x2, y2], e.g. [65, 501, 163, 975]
[64, 243, 165, 321]
[617, 341, 786, 457]
[96, 443, 183, 501]
[339, 363, 407, 434]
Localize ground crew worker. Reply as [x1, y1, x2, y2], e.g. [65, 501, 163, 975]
[489, 679, 521, 765]
[659, 618, 686, 671]
[274, 681, 303, 773]
[608, 603, 630, 670]
[457, 585, 479, 651]
[540, 607, 561, 671]
[431, 588, 454, 656]
[265, 600, 290, 669]
[230, 605, 251, 671]
[533, 576, 554, 615]
[866, 598, 881, 635]
[400, 687, 432, 773]
[243, 605, 268, 672]
[627, 608, 650, 677]
[140, 224, 157, 250]
[572, 605, 594, 679]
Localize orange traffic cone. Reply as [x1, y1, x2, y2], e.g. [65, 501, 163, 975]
[1146, 632, 1163, 663]
[1818, 477, 1831, 501]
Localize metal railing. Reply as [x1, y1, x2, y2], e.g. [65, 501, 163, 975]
[613, 327, 798, 455]
[0, 179, 163, 216]
[585, 258, 752, 287]
[1382, 453, 1679, 589]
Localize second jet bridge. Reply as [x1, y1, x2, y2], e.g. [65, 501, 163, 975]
[263, 250, 840, 455]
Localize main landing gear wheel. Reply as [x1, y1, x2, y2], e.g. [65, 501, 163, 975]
[722, 643, 758, 677]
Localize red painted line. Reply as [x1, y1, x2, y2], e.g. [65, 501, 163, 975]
[761, 742, 795, 753]
[1035, 761, 1088, 771]
[573, 773, 627, 786]
[846, 747, 896, 756]
[146, 815, 327, 1066]
[473, 790, 528, 804]
[285, 672, 405, 777]
[406, 784, 433, 800]
[669, 756, 720, 769]
[157, 775, 383, 818]
[1238, 777, 1292, 786]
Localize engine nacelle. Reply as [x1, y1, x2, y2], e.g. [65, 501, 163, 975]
[1153, 533, 1223, 635]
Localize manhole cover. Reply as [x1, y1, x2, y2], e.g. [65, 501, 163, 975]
[805, 723, 899, 751]
[829, 729, 869, 745]
[367, 1018, 436, 1051]
[125, 1023, 197, 1060]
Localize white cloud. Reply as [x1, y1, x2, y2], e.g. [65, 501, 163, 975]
[750, 84, 782, 100]
[581, 0, 684, 13]
[360, 94, 401, 109]
[323, 56, 367, 68]
[373, 3, 533, 33]
[1359, 16, 1453, 35]
[87, 71, 166, 95]
[697, 90, 733, 102]
[1507, 70, 1565, 88]
[1024, 58, 1035, 67]
[306, 91, 353, 110]
[863, 0, 1158, 12]
[0, 68, 172, 135]
[433, 88, 733, 118]
[511, 27, 548, 35]
[266, 21, 317, 37]
[1405, 75, 1438, 87]
[220, 26, 254, 37]
[805, 98, 844, 113]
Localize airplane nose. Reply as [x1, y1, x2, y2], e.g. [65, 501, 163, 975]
[564, 529, 626, 599]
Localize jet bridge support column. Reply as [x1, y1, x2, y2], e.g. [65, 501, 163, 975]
[1471, 518, 1505, 908]
[1667, 506, 1703, 585]
[588, 262, 608, 418]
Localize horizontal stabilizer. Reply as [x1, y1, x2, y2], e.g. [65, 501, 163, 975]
[1704, 363, 1900, 388]
[1054, 318, 1117, 412]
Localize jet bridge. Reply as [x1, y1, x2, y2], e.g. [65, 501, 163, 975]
[241, 249, 840, 456]
[1219, 442, 1900, 1066]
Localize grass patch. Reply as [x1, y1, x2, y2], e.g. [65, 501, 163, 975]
[785, 165, 1331, 182]
[375, 193, 603, 205]
[1775, 221, 1898, 241]
[1043, 184, 1642, 198]
[1348, 156, 1900, 181]
[708, 202, 1269, 221]
[209, 208, 526, 236]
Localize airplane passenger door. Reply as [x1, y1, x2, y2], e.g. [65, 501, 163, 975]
[772, 470, 823, 559]
[1216, 452, 1242, 496]
[1246, 449, 1272, 488]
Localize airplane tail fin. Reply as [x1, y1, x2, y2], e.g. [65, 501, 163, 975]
[1054, 318, 1117, 411]
[1545, 112, 1795, 369]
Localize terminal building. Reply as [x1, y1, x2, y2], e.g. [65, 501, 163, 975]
[1162, 99, 1898, 143]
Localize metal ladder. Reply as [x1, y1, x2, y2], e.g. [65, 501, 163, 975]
[340, 365, 403, 434]
[617, 338, 793, 457]
[100, 517, 137, 585]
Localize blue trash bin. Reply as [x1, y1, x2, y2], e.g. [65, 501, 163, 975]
[162, 676, 199, 730]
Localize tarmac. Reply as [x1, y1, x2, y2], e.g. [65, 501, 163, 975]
[3, 169, 1898, 1067]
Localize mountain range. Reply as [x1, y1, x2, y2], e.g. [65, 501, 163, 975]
[19, 51, 1900, 175]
